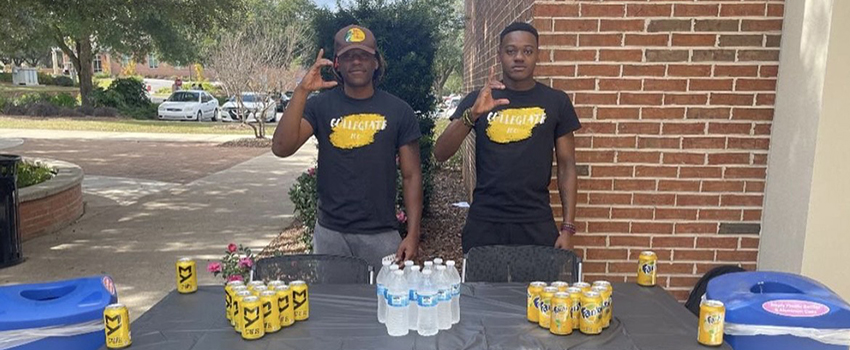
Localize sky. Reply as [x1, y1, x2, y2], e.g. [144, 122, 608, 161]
[312, 0, 337, 9]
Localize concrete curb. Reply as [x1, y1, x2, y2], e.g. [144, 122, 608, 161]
[18, 158, 84, 202]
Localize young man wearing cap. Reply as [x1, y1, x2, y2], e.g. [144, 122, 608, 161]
[434, 22, 581, 254]
[272, 25, 422, 269]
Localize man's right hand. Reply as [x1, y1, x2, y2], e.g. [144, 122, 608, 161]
[297, 49, 338, 93]
[470, 66, 510, 120]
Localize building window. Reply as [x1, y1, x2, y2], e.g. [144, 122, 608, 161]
[122, 55, 130, 66]
[148, 54, 159, 69]
[93, 55, 103, 73]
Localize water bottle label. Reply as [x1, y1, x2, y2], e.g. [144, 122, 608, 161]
[451, 284, 461, 296]
[438, 289, 451, 301]
[387, 293, 409, 307]
[417, 294, 438, 307]
[377, 284, 387, 297]
[409, 290, 418, 301]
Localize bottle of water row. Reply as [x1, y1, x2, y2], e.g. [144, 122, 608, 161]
[386, 270, 409, 336]
[423, 261, 433, 272]
[435, 265, 452, 330]
[446, 260, 461, 324]
[417, 269, 439, 336]
[376, 260, 392, 324]
[406, 265, 422, 331]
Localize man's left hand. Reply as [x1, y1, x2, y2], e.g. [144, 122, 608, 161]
[395, 235, 420, 262]
[554, 232, 574, 251]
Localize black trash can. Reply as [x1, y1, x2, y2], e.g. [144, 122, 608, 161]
[0, 154, 23, 268]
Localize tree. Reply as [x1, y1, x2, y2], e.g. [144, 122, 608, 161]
[208, 0, 315, 139]
[0, 7, 54, 68]
[429, 0, 464, 98]
[0, 0, 241, 106]
[313, 0, 445, 211]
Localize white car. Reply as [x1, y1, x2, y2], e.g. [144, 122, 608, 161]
[157, 91, 219, 121]
[219, 93, 278, 123]
[441, 95, 461, 119]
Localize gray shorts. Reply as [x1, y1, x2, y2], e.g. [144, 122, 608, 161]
[313, 223, 401, 270]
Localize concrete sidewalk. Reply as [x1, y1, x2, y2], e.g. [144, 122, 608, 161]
[0, 147, 318, 320]
[0, 128, 249, 143]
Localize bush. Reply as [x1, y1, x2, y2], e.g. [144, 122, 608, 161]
[155, 87, 172, 95]
[90, 87, 125, 109]
[76, 106, 95, 116]
[58, 107, 84, 117]
[288, 167, 318, 250]
[3, 105, 26, 116]
[37, 72, 55, 85]
[50, 93, 78, 108]
[0, 95, 9, 110]
[26, 102, 60, 116]
[16, 161, 56, 188]
[122, 103, 159, 120]
[93, 107, 119, 117]
[108, 77, 150, 108]
[94, 72, 112, 79]
[0, 72, 11, 83]
[16, 92, 53, 106]
[53, 76, 74, 86]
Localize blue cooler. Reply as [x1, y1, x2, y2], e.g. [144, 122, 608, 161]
[0, 276, 118, 350]
[707, 271, 850, 350]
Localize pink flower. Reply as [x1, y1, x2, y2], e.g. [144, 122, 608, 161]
[238, 257, 253, 269]
[227, 275, 243, 282]
[396, 210, 407, 224]
[227, 243, 237, 253]
[307, 167, 316, 176]
[206, 262, 222, 273]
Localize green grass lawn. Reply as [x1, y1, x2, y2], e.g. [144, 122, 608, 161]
[0, 82, 78, 96]
[0, 116, 275, 135]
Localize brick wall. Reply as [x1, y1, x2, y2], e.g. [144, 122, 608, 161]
[463, 0, 782, 300]
[19, 185, 84, 241]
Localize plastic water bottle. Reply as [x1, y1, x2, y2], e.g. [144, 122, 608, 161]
[404, 260, 414, 271]
[406, 266, 422, 330]
[435, 265, 452, 330]
[385, 270, 409, 336]
[446, 260, 462, 324]
[376, 260, 392, 323]
[423, 261, 433, 272]
[433, 258, 444, 266]
[417, 270, 439, 336]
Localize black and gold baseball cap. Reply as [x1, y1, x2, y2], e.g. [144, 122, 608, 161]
[334, 25, 377, 57]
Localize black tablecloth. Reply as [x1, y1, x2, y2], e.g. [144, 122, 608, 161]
[100, 283, 731, 350]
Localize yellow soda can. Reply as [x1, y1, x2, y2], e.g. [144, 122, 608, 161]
[637, 251, 658, 287]
[527, 281, 547, 322]
[698, 300, 726, 346]
[550, 281, 569, 293]
[267, 280, 284, 289]
[175, 258, 197, 294]
[591, 286, 612, 328]
[225, 280, 244, 321]
[573, 281, 592, 294]
[233, 290, 252, 332]
[550, 292, 573, 335]
[104, 304, 131, 349]
[580, 291, 604, 335]
[247, 281, 265, 292]
[593, 281, 613, 327]
[290, 280, 309, 321]
[538, 287, 558, 329]
[567, 287, 583, 330]
[275, 285, 295, 327]
[260, 290, 281, 333]
[240, 296, 265, 340]
[252, 285, 269, 297]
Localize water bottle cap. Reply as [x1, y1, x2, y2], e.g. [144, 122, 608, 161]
[434, 258, 443, 264]
[446, 260, 455, 267]
[382, 260, 392, 266]
[390, 264, 399, 270]
[404, 260, 414, 266]
[424, 261, 433, 266]
[411, 265, 421, 271]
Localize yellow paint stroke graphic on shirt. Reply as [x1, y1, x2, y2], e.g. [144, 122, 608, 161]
[329, 113, 387, 149]
[485, 107, 547, 144]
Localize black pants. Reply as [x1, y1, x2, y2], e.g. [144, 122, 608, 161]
[461, 217, 559, 254]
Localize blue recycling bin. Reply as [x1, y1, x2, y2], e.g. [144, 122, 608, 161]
[707, 271, 850, 350]
[0, 276, 118, 350]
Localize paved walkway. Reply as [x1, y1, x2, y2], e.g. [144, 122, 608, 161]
[0, 130, 318, 320]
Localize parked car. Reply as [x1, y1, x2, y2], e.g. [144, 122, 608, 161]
[440, 95, 462, 119]
[157, 91, 219, 121]
[218, 93, 278, 123]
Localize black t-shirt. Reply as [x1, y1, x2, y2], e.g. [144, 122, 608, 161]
[451, 82, 581, 222]
[304, 87, 421, 234]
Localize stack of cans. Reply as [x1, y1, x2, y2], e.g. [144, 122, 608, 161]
[526, 280, 614, 336]
[224, 278, 310, 340]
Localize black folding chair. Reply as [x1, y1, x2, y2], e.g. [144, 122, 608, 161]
[462, 245, 582, 283]
[252, 254, 373, 284]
